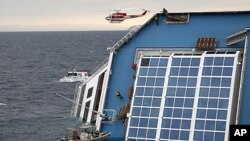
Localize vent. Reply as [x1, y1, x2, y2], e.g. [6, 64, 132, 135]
[196, 37, 216, 51]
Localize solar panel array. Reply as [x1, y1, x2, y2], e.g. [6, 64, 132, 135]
[126, 51, 239, 141]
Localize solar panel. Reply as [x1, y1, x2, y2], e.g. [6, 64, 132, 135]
[126, 51, 240, 141]
[128, 56, 168, 140]
[192, 54, 236, 141]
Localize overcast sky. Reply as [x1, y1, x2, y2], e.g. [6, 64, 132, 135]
[0, 0, 250, 31]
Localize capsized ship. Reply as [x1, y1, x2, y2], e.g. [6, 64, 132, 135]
[69, 9, 250, 141]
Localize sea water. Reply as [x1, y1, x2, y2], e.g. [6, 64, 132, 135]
[0, 31, 127, 141]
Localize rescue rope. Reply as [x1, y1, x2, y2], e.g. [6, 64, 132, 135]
[52, 92, 106, 117]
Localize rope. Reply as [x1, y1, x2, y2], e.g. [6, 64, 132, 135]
[53, 92, 106, 117]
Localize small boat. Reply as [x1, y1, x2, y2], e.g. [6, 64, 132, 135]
[63, 123, 111, 141]
[59, 69, 89, 82]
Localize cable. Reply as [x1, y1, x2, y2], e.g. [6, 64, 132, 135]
[52, 92, 106, 117]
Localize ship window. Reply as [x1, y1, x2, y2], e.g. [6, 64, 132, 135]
[139, 68, 148, 76]
[157, 68, 167, 76]
[159, 58, 168, 66]
[76, 86, 85, 117]
[83, 101, 90, 122]
[148, 68, 157, 76]
[141, 58, 150, 66]
[68, 72, 77, 76]
[150, 58, 159, 66]
[166, 13, 189, 24]
[87, 87, 93, 98]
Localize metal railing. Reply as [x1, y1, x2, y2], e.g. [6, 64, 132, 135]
[88, 57, 109, 78]
[111, 25, 141, 52]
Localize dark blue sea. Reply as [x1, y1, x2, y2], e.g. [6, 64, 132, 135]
[0, 31, 127, 141]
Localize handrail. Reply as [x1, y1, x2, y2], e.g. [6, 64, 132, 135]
[89, 57, 109, 76]
[111, 25, 141, 52]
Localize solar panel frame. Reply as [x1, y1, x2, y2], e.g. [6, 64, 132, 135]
[126, 51, 240, 141]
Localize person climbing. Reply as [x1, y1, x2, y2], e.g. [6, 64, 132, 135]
[131, 63, 137, 70]
[163, 8, 168, 16]
[115, 91, 123, 99]
[154, 14, 159, 26]
[93, 130, 100, 137]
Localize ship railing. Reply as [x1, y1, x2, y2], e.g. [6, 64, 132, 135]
[88, 57, 109, 78]
[110, 25, 141, 52]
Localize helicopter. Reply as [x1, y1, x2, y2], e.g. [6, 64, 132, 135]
[105, 9, 148, 23]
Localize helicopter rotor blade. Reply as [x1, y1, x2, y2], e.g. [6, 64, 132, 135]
[121, 7, 141, 11]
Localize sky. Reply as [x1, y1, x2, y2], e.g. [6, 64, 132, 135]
[0, 0, 250, 31]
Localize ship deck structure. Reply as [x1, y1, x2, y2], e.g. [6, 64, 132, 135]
[70, 9, 250, 141]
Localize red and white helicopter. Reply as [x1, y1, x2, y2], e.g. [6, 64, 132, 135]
[105, 8, 148, 23]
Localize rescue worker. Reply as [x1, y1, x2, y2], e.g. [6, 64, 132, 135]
[155, 14, 159, 25]
[115, 91, 123, 99]
[72, 130, 80, 141]
[93, 130, 100, 137]
[131, 63, 137, 70]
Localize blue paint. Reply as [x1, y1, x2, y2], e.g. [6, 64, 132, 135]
[101, 12, 250, 137]
[101, 45, 136, 137]
[239, 30, 250, 124]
